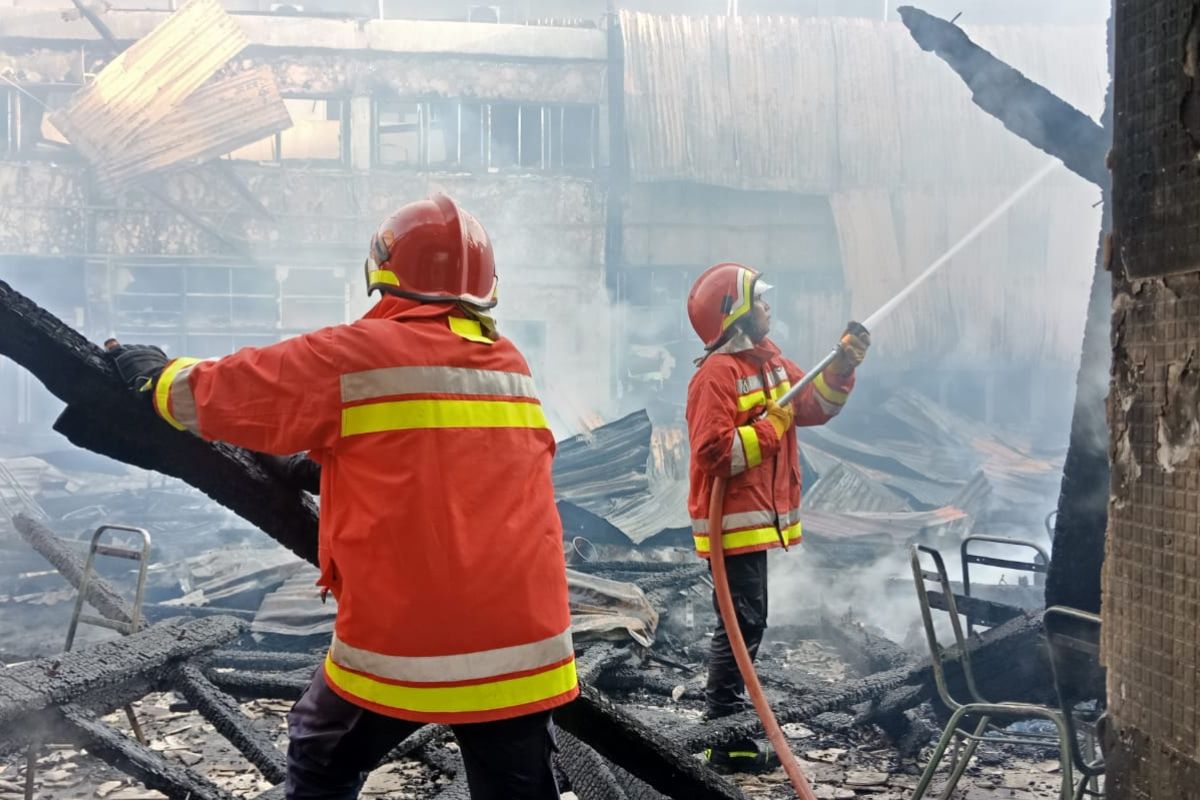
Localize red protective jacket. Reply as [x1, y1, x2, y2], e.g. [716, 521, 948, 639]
[687, 333, 854, 558]
[150, 295, 577, 724]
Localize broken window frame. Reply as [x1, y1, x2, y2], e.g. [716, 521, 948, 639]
[0, 84, 84, 160]
[229, 95, 349, 164]
[373, 97, 599, 173]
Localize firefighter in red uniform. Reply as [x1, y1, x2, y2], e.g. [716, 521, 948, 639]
[685, 263, 869, 773]
[111, 195, 578, 800]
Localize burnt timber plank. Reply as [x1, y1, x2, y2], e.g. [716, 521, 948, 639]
[172, 662, 287, 784]
[55, 704, 237, 800]
[677, 610, 1049, 752]
[0, 279, 320, 565]
[0, 616, 243, 733]
[12, 514, 137, 628]
[556, 685, 743, 800]
[897, 5, 1109, 189]
[0, 280, 741, 798]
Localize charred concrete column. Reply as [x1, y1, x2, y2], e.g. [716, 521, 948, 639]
[350, 95, 373, 171]
[1104, 0, 1200, 796]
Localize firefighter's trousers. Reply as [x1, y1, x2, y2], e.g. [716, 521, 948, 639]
[285, 669, 559, 800]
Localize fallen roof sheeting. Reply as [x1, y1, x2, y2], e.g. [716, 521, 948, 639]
[47, 0, 290, 189]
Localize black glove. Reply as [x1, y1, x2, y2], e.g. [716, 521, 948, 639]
[107, 343, 169, 392]
[265, 453, 323, 495]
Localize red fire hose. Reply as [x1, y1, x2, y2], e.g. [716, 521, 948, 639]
[707, 474, 818, 800]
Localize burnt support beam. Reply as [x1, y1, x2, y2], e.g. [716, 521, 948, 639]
[897, 5, 1110, 189]
[555, 685, 743, 800]
[0, 279, 320, 565]
[204, 667, 311, 701]
[172, 662, 287, 785]
[54, 704, 237, 800]
[0, 280, 738, 796]
[12, 513, 136, 628]
[557, 731, 630, 800]
[210, 650, 322, 673]
[678, 611, 1049, 752]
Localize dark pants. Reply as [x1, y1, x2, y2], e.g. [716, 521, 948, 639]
[285, 669, 560, 800]
[705, 549, 769, 718]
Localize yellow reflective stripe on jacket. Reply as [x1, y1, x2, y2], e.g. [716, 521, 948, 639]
[736, 381, 790, 411]
[813, 372, 847, 405]
[329, 630, 573, 684]
[154, 357, 201, 432]
[324, 653, 578, 715]
[736, 424, 761, 469]
[341, 366, 537, 404]
[448, 316, 493, 344]
[342, 398, 548, 437]
[693, 521, 802, 554]
[693, 527, 778, 553]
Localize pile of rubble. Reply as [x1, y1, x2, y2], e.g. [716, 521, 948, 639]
[0, 280, 1073, 798]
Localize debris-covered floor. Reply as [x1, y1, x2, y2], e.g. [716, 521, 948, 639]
[0, 642, 1074, 800]
[0, 303, 1082, 799]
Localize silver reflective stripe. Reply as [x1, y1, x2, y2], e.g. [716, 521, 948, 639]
[692, 509, 778, 534]
[814, 393, 842, 416]
[765, 366, 788, 388]
[730, 429, 747, 475]
[329, 628, 574, 684]
[341, 366, 538, 403]
[780, 507, 802, 527]
[736, 375, 763, 395]
[170, 363, 200, 434]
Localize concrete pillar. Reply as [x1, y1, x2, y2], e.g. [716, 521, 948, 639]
[349, 95, 372, 171]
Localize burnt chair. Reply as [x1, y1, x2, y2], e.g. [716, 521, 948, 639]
[909, 544, 1073, 800]
[1044, 606, 1106, 799]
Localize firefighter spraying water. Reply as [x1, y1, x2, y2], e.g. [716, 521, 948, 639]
[688, 160, 1061, 799]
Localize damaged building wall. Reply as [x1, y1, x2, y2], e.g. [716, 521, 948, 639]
[0, 13, 610, 431]
[1103, 0, 1200, 796]
[617, 13, 1106, 431]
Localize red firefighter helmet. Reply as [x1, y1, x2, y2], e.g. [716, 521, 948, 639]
[365, 194, 498, 309]
[687, 262, 766, 349]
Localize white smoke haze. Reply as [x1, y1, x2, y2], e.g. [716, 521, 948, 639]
[0, 0, 1112, 656]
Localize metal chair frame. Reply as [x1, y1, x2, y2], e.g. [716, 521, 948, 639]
[960, 535, 1049, 637]
[910, 544, 1073, 800]
[1044, 605, 1106, 800]
[25, 525, 152, 800]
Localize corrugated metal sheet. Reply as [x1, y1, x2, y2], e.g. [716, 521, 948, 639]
[48, 0, 257, 188]
[620, 13, 1105, 365]
[621, 12, 1106, 192]
[98, 67, 291, 186]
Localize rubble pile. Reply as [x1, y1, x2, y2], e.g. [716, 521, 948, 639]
[0, 282, 1074, 798]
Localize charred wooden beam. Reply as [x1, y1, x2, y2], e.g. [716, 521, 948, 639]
[897, 5, 1109, 189]
[817, 616, 913, 674]
[171, 662, 287, 784]
[0, 279, 320, 566]
[926, 590, 1025, 629]
[555, 685, 743, 800]
[679, 610, 1049, 752]
[0, 281, 734, 794]
[673, 665, 914, 753]
[210, 650, 322, 673]
[0, 616, 243, 737]
[54, 704, 237, 800]
[12, 513, 136, 628]
[557, 730, 630, 800]
[431, 775, 471, 800]
[204, 667, 311, 700]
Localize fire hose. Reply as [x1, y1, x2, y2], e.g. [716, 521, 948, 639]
[704, 160, 1060, 799]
